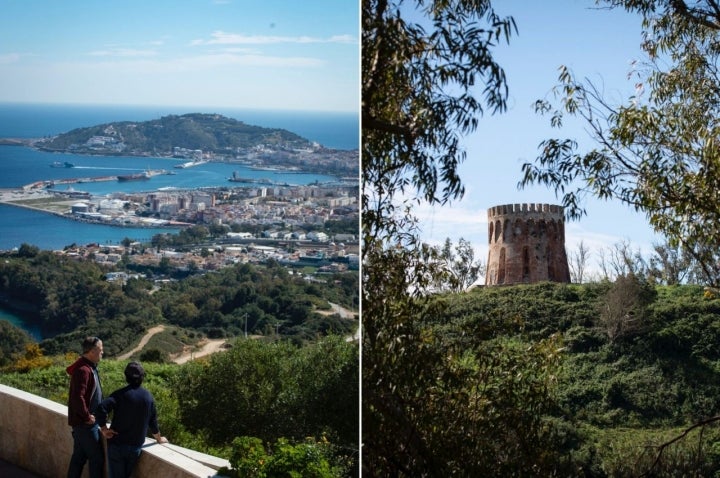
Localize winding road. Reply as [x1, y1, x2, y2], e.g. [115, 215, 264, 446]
[117, 302, 357, 363]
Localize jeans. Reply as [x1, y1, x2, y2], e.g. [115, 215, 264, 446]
[107, 443, 142, 478]
[67, 425, 104, 478]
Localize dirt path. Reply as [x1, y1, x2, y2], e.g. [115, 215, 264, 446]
[172, 339, 227, 364]
[116, 302, 355, 363]
[117, 325, 166, 360]
[317, 302, 357, 319]
[317, 303, 359, 342]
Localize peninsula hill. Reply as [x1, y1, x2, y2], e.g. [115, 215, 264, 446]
[37, 113, 313, 155]
[29, 113, 358, 177]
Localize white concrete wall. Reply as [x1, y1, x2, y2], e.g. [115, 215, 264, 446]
[0, 384, 229, 478]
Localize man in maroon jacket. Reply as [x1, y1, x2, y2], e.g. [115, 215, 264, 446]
[66, 336, 104, 478]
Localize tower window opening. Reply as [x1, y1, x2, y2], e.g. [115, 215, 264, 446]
[498, 248, 506, 284]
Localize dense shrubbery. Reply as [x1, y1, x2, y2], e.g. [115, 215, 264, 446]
[221, 436, 341, 478]
[366, 276, 720, 475]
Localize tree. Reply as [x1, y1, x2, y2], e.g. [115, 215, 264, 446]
[569, 240, 591, 284]
[519, 0, 720, 287]
[362, 0, 515, 250]
[648, 239, 701, 285]
[599, 273, 656, 343]
[208, 223, 229, 238]
[361, 0, 577, 474]
[17, 243, 39, 258]
[430, 237, 485, 292]
[604, 239, 648, 280]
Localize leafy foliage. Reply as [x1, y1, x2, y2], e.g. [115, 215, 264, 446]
[519, 0, 720, 286]
[221, 436, 340, 478]
[362, 0, 515, 244]
[0, 320, 33, 367]
[426, 237, 485, 292]
[361, 0, 519, 474]
[425, 282, 720, 475]
[171, 337, 358, 450]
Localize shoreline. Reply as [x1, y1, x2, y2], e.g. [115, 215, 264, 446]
[0, 190, 186, 230]
[0, 139, 358, 178]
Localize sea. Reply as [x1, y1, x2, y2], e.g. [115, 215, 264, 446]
[0, 102, 359, 251]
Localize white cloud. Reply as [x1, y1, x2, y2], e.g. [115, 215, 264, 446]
[88, 48, 158, 58]
[412, 200, 488, 245]
[328, 35, 355, 44]
[191, 31, 355, 46]
[0, 53, 21, 64]
[214, 47, 261, 55]
[70, 52, 324, 73]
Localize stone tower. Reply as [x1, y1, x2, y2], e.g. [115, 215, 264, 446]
[485, 203, 570, 286]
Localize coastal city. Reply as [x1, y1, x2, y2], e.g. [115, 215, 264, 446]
[0, 167, 358, 270]
[0, 117, 359, 275]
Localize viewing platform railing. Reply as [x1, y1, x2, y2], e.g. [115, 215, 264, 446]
[0, 384, 229, 477]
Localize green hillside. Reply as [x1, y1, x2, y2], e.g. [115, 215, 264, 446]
[0, 249, 357, 356]
[0, 247, 359, 476]
[367, 279, 720, 476]
[38, 113, 312, 155]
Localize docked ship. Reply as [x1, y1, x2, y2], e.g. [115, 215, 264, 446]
[117, 171, 150, 182]
[228, 171, 274, 185]
[117, 168, 167, 182]
[50, 161, 74, 168]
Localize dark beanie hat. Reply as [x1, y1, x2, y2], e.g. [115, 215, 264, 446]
[124, 361, 145, 383]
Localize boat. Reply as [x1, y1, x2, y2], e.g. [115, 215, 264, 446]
[228, 172, 275, 185]
[174, 160, 208, 169]
[228, 172, 252, 183]
[50, 161, 74, 168]
[117, 171, 150, 182]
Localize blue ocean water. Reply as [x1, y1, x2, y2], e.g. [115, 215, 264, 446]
[0, 103, 359, 251]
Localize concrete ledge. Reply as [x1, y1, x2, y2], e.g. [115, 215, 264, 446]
[0, 384, 228, 478]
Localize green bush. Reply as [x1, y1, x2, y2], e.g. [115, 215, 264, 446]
[221, 436, 339, 478]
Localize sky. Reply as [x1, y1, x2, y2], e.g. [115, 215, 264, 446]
[412, 0, 664, 280]
[0, 0, 359, 112]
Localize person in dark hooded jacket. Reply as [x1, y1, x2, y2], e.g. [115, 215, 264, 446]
[66, 336, 105, 478]
[97, 361, 168, 478]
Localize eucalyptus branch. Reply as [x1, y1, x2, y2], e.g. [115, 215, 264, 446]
[639, 415, 720, 477]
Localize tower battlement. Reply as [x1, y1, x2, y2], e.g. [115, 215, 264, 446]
[485, 203, 570, 286]
[487, 203, 565, 219]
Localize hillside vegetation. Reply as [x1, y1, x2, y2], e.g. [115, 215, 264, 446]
[0, 249, 357, 357]
[0, 246, 359, 476]
[369, 279, 720, 476]
[38, 113, 312, 155]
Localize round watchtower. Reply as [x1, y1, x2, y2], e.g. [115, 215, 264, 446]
[485, 203, 570, 286]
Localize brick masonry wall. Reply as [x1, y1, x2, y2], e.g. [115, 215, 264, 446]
[485, 203, 570, 286]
